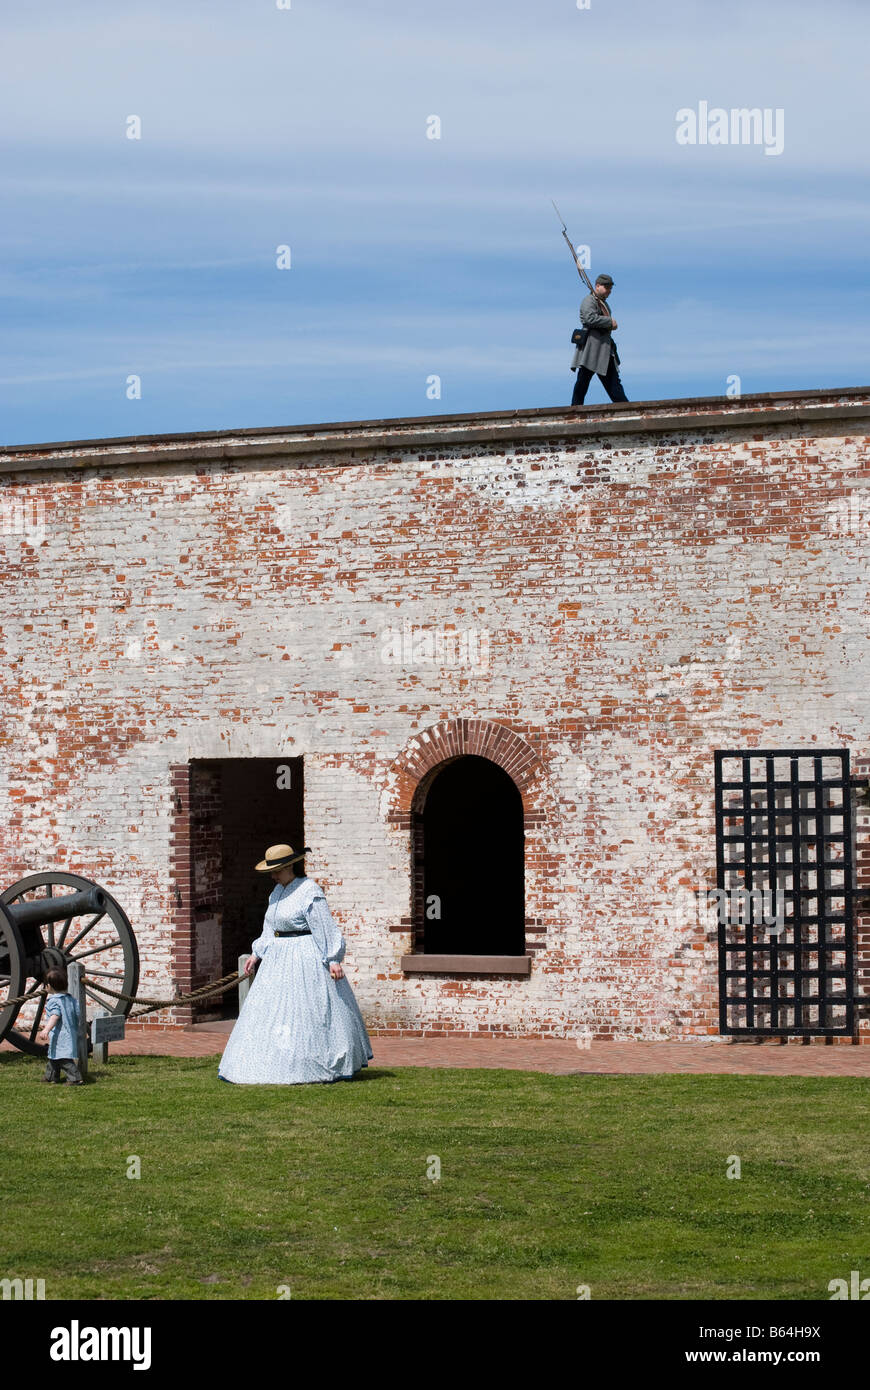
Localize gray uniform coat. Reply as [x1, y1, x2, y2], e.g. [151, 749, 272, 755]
[570, 291, 617, 375]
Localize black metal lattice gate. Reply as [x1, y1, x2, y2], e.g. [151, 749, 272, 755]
[714, 750, 855, 1036]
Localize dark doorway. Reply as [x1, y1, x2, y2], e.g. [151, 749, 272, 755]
[421, 755, 524, 955]
[189, 757, 304, 1018]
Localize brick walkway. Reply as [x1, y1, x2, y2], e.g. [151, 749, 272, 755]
[5, 1024, 862, 1075]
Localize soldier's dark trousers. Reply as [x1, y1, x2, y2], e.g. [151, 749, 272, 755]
[43, 1058, 83, 1084]
[571, 356, 629, 406]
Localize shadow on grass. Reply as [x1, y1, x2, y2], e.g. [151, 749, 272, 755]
[0, 1052, 32, 1067]
[1, 1050, 399, 1089]
[216, 1066, 398, 1087]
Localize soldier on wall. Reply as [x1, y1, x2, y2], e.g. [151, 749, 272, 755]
[570, 273, 629, 407]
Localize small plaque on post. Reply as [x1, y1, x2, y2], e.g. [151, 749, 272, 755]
[91, 1014, 126, 1044]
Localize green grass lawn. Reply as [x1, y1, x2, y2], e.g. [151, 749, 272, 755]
[2, 1053, 868, 1300]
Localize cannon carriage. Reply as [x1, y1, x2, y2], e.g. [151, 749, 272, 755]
[0, 872, 139, 1055]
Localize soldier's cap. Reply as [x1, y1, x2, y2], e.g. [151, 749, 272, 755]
[595, 273, 614, 286]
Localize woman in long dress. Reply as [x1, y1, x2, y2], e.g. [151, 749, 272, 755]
[218, 843, 373, 1085]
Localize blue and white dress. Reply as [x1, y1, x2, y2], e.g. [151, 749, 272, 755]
[218, 875, 373, 1085]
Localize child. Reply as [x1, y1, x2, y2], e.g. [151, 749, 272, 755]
[36, 968, 83, 1085]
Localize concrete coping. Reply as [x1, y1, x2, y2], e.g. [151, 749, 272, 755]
[1, 385, 869, 476]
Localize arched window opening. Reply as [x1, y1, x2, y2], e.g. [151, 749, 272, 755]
[420, 755, 525, 955]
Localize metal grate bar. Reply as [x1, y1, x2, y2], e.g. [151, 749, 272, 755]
[766, 755, 779, 1031]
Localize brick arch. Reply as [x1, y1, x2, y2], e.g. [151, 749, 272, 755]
[383, 719, 555, 959]
[385, 719, 546, 830]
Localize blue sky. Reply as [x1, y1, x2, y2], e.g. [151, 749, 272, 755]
[1, 0, 868, 445]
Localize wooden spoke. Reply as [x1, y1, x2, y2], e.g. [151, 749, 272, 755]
[84, 983, 116, 1007]
[68, 938, 123, 962]
[62, 911, 107, 952]
[28, 994, 47, 1041]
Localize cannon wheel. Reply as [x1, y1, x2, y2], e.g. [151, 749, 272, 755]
[0, 872, 140, 1057]
[0, 907, 27, 1051]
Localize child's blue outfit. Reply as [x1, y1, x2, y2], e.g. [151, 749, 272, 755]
[43, 992, 83, 1084]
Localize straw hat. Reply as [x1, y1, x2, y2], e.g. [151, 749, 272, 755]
[254, 843, 311, 874]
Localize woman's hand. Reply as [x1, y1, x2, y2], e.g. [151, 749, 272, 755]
[244, 954, 259, 977]
[328, 962, 344, 980]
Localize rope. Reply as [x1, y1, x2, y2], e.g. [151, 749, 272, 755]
[84, 970, 247, 1018]
[1, 970, 247, 1021]
[0, 983, 49, 1011]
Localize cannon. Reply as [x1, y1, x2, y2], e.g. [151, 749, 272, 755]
[0, 872, 139, 1055]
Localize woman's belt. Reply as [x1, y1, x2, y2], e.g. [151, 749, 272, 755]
[273, 928, 312, 937]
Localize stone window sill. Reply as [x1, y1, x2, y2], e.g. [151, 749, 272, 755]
[400, 954, 531, 976]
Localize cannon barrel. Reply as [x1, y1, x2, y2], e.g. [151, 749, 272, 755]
[5, 887, 107, 930]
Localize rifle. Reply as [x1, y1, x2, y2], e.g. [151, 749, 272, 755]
[551, 199, 596, 296]
[552, 200, 618, 354]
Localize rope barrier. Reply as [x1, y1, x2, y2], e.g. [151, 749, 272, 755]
[1, 969, 248, 1020]
[85, 970, 247, 1018]
[0, 983, 50, 1011]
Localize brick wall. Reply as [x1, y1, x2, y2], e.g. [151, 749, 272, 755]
[1, 389, 868, 1041]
